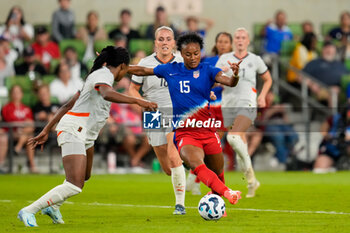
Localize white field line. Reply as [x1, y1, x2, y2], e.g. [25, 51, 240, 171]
[5, 200, 348, 216]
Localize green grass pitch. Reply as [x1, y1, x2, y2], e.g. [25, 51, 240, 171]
[1, 171, 349, 233]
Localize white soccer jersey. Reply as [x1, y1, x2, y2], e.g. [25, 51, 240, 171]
[216, 52, 268, 108]
[131, 53, 183, 108]
[56, 66, 114, 142]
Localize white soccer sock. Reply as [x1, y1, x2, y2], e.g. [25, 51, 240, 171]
[171, 165, 186, 206]
[227, 134, 256, 185]
[23, 181, 82, 214]
[52, 179, 70, 209]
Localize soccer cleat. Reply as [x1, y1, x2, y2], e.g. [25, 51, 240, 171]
[42, 206, 65, 224]
[222, 210, 227, 218]
[246, 180, 260, 198]
[185, 173, 196, 191]
[186, 173, 201, 195]
[173, 204, 186, 215]
[18, 209, 38, 227]
[191, 182, 201, 195]
[223, 189, 242, 205]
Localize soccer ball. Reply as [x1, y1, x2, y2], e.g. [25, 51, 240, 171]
[198, 194, 226, 220]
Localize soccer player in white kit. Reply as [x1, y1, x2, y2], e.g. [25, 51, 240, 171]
[18, 46, 157, 227]
[129, 26, 187, 215]
[216, 28, 272, 198]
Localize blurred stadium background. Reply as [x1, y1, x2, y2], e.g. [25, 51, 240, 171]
[0, 0, 349, 174]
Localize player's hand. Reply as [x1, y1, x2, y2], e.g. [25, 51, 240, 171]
[210, 91, 217, 101]
[228, 60, 242, 76]
[136, 99, 158, 111]
[257, 95, 266, 108]
[27, 130, 49, 151]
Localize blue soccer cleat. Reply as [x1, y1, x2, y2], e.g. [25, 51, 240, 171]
[18, 209, 38, 227]
[173, 204, 186, 215]
[42, 206, 65, 224]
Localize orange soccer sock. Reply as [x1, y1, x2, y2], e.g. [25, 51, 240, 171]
[193, 164, 229, 196]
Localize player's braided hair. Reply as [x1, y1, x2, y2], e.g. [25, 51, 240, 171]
[176, 32, 203, 51]
[90, 46, 130, 74]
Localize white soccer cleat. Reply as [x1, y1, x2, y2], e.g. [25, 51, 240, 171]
[191, 182, 202, 195]
[246, 180, 260, 198]
[18, 209, 38, 227]
[185, 173, 196, 192]
[186, 173, 201, 195]
[42, 206, 65, 224]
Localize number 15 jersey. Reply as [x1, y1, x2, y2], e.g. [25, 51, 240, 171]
[154, 62, 221, 129]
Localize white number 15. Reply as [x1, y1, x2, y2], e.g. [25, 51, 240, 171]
[179, 80, 190, 93]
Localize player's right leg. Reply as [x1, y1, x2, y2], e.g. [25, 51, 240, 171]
[226, 115, 260, 198]
[166, 132, 186, 215]
[153, 143, 186, 215]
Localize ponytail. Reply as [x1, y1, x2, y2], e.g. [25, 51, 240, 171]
[89, 46, 130, 74]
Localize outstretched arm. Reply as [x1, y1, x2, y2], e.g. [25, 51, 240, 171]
[215, 60, 242, 87]
[127, 65, 155, 76]
[28, 91, 80, 149]
[98, 85, 157, 110]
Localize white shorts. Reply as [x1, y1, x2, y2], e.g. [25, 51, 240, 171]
[57, 131, 94, 157]
[146, 129, 171, 147]
[222, 99, 257, 128]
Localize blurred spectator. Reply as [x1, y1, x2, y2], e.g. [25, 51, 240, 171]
[287, 32, 318, 85]
[261, 10, 293, 54]
[145, 6, 179, 40]
[0, 6, 34, 54]
[302, 21, 314, 34]
[328, 11, 350, 43]
[32, 84, 60, 133]
[50, 61, 83, 104]
[0, 37, 15, 87]
[108, 9, 140, 48]
[182, 16, 214, 56]
[63, 46, 88, 81]
[130, 50, 146, 65]
[302, 41, 349, 106]
[100, 78, 151, 168]
[202, 32, 233, 66]
[15, 46, 47, 77]
[260, 91, 298, 166]
[51, 0, 76, 43]
[113, 34, 127, 48]
[0, 85, 37, 173]
[313, 107, 350, 173]
[32, 26, 60, 72]
[76, 10, 107, 63]
[328, 12, 350, 63]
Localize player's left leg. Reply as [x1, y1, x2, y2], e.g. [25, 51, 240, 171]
[226, 115, 260, 198]
[179, 143, 241, 205]
[42, 145, 95, 224]
[204, 152, 225, 195]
